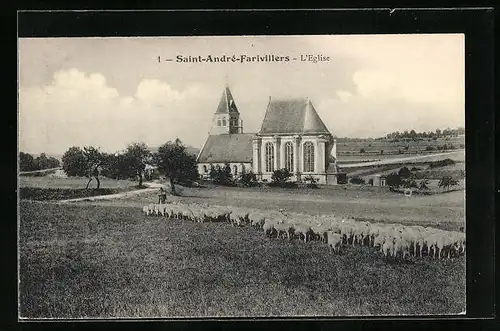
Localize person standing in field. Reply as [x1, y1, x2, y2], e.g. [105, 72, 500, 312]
[158, 187, 167, 204]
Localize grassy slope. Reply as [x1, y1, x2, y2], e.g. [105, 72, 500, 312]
[336, 136, 465, 155]
[19, 201, 465, 318]
[107, 186, 465, 231]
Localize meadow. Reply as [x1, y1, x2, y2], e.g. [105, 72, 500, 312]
[18, 155, 466, 318]
[19, 200, 466, 318]
[335, 136, 465, 156]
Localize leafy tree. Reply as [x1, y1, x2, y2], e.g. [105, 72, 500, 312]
[402, 178, 418, 189]
[154, 139, 199, 195]
[19, 152, 37, 171]
[101, 152, 134, 180]
[418, 179, 430, 191]
[62, 147, 87, 177]
[398, 166, 411, 179]
[83, 146, 104, 189]
[124, 142, 151, 187]
[209, 163, 233, 186]
[35, 153, 50, 170]
[385, 172, 402, 188]
[438, 176, 459, 192]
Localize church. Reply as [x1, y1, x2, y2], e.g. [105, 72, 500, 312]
[196, 85, 340, 185]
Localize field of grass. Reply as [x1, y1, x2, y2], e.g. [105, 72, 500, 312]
[19, 201, 466, 318]
[87, 184, 465, 231]
[336, 136, 465, 156]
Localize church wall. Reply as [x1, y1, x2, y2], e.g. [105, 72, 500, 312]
[254, 134, 333, 184]
[198, 162, 252, 179]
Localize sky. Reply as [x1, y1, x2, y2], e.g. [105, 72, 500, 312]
[18, 34, 465, 155]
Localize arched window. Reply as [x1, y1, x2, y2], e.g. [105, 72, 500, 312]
[284, 142, 294, 172]
[217, 119, 222, 126]
[222, 119, 227, 126]
[265, 142, 274, 173]
[203, 165, 207, 173]
[303, 141, 315, 173]
[233, 165, 238, 175]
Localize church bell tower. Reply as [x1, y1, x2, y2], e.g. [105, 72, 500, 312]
[210, 84, 243, 135]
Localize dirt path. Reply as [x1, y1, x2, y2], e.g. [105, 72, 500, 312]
[58, 182, 164, 203]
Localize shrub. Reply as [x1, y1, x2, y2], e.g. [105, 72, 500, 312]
[303, 175, 319, 189]
[425, 146, 435, 151]
[268, 169, 297, 188]
[209, 163, 235, 186]
[349, 176, 365, 185]
[438, 175, 459, 191]
[359, 148, 366, 153]
[239, 171, 259, 187]
[337, 173, 348, 184]
[428, 158, 456, 169]
[271, 168, 293, 184]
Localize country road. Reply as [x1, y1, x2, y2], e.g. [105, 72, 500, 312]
[19, 167, 62, 175]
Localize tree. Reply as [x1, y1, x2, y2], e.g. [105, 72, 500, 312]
[154, 139, 198, 195]
[359, 148, 366, 153]
[209, 163, 233, 186]
[35, 153, 50, 170]
[385, 172, 402, 188]
[62, 147, 87, 177]
[398, 166, 411, 179]
[418, 179, 430, 191]
[124, 142, 151, 187]
[438, 176, 459, 192]
[83, 146, 104, 189]
[101, 152, 134, 180]
[402, 178, 418, 189]
[19, 152, 36, 171]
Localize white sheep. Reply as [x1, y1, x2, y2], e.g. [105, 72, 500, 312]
[326, 231, 342, 253]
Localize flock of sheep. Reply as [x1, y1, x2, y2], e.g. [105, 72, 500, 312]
[142, 202, 466, 260]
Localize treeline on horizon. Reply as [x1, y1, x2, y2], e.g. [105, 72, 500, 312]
[19, 152, 61, 172]
[336, 127, 465, 141]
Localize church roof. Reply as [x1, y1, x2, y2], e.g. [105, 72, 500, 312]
[197, 133, 254, 163]
[259, 98, 331, 135]
[215, 86, 239, 114]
